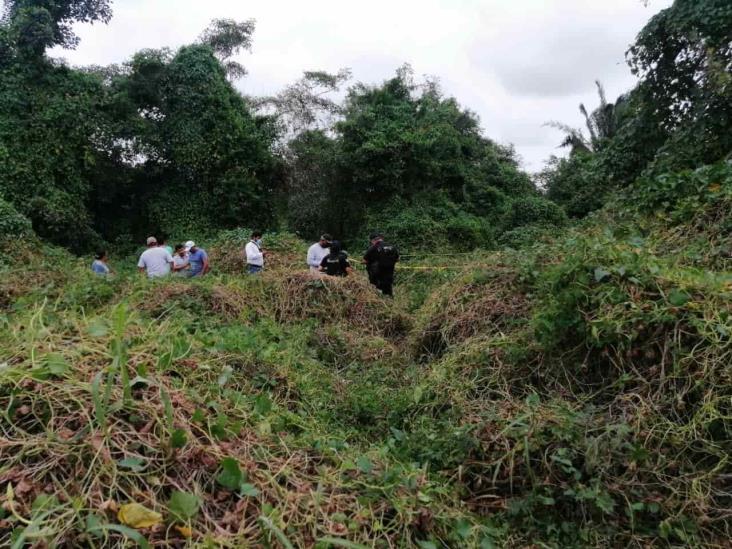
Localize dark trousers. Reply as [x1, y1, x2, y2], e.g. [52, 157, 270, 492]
[368, 267, 394, 296]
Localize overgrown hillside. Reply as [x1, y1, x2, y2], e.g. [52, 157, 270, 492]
[1, 0, 731, 547]
[1, 160, 730, 547]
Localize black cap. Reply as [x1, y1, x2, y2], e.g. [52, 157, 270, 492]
[369, 232, 382, 240]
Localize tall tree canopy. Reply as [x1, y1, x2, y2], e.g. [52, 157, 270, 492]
[0, 4, 281, 249]
[543, 0, 732, 218]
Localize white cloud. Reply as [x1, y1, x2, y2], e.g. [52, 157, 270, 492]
[50, 0, 673, 172]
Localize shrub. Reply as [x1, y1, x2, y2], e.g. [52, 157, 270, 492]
[631, 161, 732, 221]
[502, 194, 568, 230]
[498, 223, 557, 249]
[540, 153, 607, 218]
[0, 197, 33, 239]
[364, 193, 494, 252]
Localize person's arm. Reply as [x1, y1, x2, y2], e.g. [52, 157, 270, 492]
[202, 253, 210, 275]
[307, 246, 317, 267]
[137, 256, 146, 275]
[319, 256, 328, 272]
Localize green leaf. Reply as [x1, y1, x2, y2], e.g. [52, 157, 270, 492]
[254, 393, 272, 415]
[537, 495, 555, 506]
[259, 515, 294, 549]
[168, 491, 200, 522]
[594, 267, 611, 282]
[455, 519, 472, 539]
[191, 409, 206, 423]
[85, 514, 103, 537]
[86, 523, 150, 549]
[31, 494, 59, 513]
[356, 455, 373, 474]
[595, 492, 616, 514]
[44, 353, 70, 376]
[417, 541, 438, 549]
[171, 429, 187, 449]
[217, 458, 243, 491]
[316, 538, 369, 549]
[239, 483, 259, 497]
[668, 289, 691, 307]
[413, 385, 424, 404]
[88, 319, 109, 337]
[117, 457, 146, 472]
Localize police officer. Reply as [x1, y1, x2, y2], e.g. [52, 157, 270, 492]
[363, 233, 399, 296]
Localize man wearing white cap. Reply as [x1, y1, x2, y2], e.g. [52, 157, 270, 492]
[185, 240, 210, 277]
[137, 236, 174, 278]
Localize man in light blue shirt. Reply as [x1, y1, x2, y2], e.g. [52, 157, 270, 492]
[185, 240, 210, 277]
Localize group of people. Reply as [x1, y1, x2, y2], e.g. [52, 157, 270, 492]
[307, 233, 400, 296]
[91, 231, 400, 295]
[135, 236, 210, 278]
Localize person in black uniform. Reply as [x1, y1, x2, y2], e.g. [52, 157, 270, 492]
[319, 241, 352, 277]
[363, 233, 399, 296]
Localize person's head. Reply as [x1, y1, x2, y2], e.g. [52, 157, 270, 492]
[95, 250, 108, 262]
[174, 244, 186, 256]
[329, 240, 342, 255]
[146, 236, 158, 247]
[369, 232, 384, 245]
[251, 231, 262, 243]
[184, 240, 197, 253]
[319, 233, 332, 248]
[158, 235, 168, 246]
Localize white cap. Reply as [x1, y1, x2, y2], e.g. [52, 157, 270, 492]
[184, 240, 195, 251]
[146, 236, 158, 245]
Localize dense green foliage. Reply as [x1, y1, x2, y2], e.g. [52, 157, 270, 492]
[286, 69, 547, 247]
[0, 2, 279, 250]
[543, 0, 731, 218]
[0, 2, 554, 252]
[1, 159, 731, 546]
[1, 1, 732, 546]
[0, 195, 32, 239]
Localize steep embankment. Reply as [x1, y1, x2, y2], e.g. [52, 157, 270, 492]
[1, 162, 731, 547]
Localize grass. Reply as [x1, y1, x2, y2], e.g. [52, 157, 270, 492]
[1, 167, 732, 547]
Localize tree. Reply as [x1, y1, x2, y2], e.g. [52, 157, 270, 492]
[2, 0, 112, 51]
[257, 68, 351, 140]
[546, 81, 624, 154]
[628, 0, 732, 170]
[199, 18, 256, 79]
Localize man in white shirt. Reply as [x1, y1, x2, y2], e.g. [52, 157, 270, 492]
[137, 236, 174, 278]
[245, 231, 265, 274]
[306, 234, 331, 274]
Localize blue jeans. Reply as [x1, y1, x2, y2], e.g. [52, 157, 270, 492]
[247, 264, 263, 275]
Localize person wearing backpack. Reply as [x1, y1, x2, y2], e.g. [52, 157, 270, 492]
[363, 233, 399, 296]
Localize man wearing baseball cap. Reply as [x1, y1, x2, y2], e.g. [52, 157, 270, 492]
[184, 240, 210, 277]
[137, 236, 174, 278]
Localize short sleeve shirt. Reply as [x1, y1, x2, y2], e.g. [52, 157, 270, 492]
[137, 247, 174, 278]
[91, 260, 109, 275]
[188, 248, 208, 276]
[320, 252, 350, 277]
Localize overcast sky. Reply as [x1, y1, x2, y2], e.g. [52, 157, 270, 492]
[50, 0, 672, 172]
